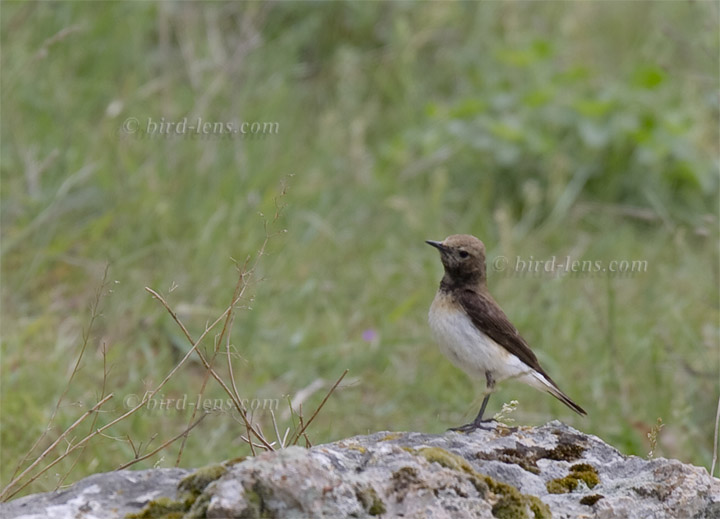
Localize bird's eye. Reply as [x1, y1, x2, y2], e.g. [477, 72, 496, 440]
[458, 250, 469, 259]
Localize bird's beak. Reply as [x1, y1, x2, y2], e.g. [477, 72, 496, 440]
[425, 240, 447, 252]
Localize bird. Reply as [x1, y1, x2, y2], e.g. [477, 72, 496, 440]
[426, 234, 586, 431]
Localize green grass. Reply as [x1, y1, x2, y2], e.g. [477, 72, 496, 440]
[1, 1, 718, 498]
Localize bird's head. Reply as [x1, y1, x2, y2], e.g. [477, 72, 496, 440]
[426, 234, 487, 284]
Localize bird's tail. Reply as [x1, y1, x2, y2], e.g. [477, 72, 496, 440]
[531, 372, 587, 416]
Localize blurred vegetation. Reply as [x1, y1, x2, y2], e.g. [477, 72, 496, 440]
[1, 1, 718, 496]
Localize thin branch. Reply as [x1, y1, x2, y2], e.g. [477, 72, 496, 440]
[712, 392, 720, 477]
[296, 404, 305, 440]
[270, 410, 283, 449]
[148, 188, 290, 457]
[282, 428, 290, 448]
[225, 311, 242, 404]
[175, 330, 230, 466]
[127, 435, 139, 458]
[291, 370, 348, 446]
[4, 178, 293, 498]
[12, 265, 109, 480]
[0, 394, 114, 500]
[145, 287, 273, 451]
[54, 340, 111, 490]
[240, 437, 276, 450]
[175, 262, 254, 465]
[2, 289, 239, 501]
[117, 414, 208, 470]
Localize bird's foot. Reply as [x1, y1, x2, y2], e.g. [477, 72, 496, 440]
[448, 419, 496, 433]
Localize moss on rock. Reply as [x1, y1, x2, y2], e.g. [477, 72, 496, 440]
[345, 443, 367, 453]
[475, 437, 586, 475]
[546, 475, 579, 494]
[125, 462, 231, 519]
[356, 486, 386, 516]
[379, 432, 404, 442]
[411, 446, 551, 519]
[569, 463, 599, 488]
[546, 463, 599, 494]
[239, 483, 276, 519]
[178, 463, 228, 498]
[125, 496, 187, 519]
[579, 494, 604, 506]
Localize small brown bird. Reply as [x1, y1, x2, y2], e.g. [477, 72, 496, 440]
[427, 234, 586, 431]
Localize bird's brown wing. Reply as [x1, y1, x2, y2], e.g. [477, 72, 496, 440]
[456, 288, 558, 387]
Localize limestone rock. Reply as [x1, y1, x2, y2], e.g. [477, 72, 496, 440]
[2, 421, 718, 519]
[1, 468, 190, 519]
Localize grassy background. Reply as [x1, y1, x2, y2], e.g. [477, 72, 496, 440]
[1, 1, 718, 496]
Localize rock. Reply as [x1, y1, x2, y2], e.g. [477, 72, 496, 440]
[0, 468, 190, 519]
[2, 421, 718, 519]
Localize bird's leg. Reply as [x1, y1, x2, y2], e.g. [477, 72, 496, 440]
[449, 372, 496, 432]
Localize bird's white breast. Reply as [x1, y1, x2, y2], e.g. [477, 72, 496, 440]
[428, 292, 533, 382]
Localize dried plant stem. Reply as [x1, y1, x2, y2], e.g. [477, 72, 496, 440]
[0, 394, 114, 501]
[291, 370, 348, 446]
[156, 190, 288, 459]
[117, 414, 208, 470]
[175, 262, 253, 464]
[269, 410, 287, 449]
[55, 341, 111, 490]
[302, 433, 312, 448]
[2, 285, 239, 501]
[711, 392, 720, 477]
[4, 181, 294, 499]
[145, 287, 273, 451]
[222, 309, 257, 456]
[11, 265, 109, 481]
